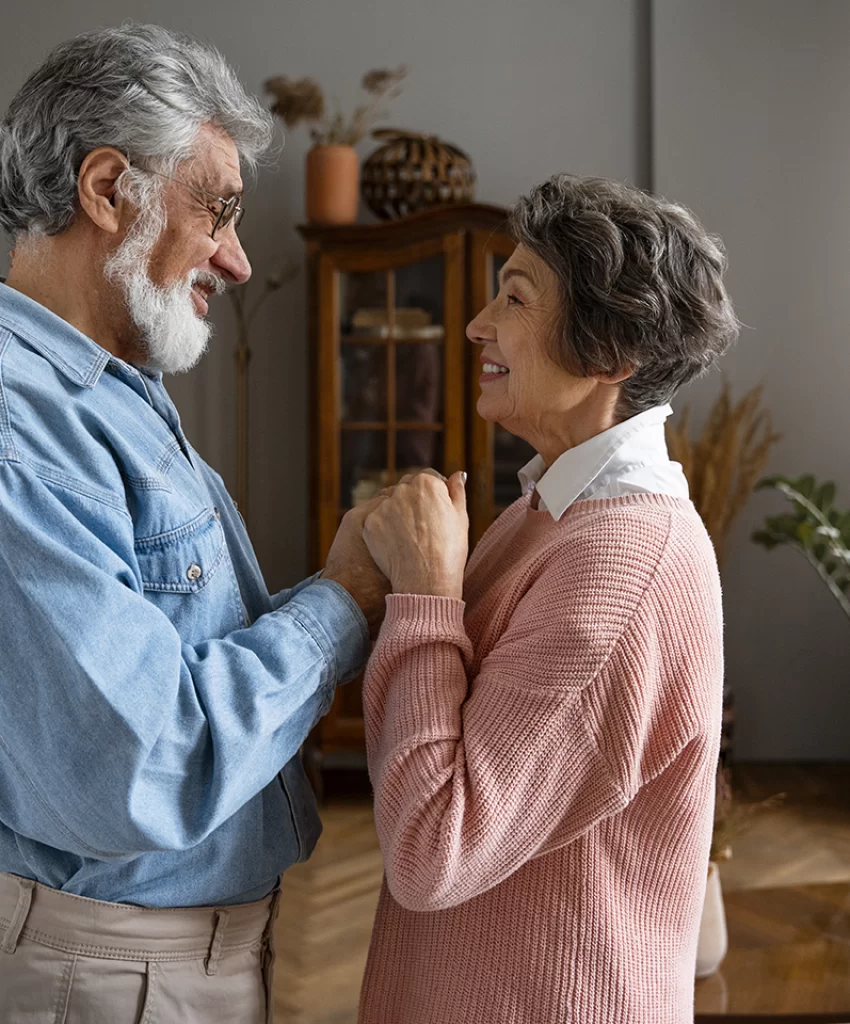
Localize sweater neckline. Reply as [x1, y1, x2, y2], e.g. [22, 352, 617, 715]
[522, 491, 695, 522]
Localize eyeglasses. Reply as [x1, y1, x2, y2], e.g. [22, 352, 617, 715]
[137, 167, 244, 240]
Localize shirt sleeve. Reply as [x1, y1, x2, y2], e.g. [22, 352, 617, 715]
[362, 512, 713, 912]
[269, 571, 324, 612]
[0, 461, 369, 860]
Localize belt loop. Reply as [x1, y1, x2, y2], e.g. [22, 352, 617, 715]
[262, 891, 282, 1024]
[265, 889, 281, 941]
[204, 909, 229, 976]
[140, 961, 158, 1023]
[1, 876, 36, 954]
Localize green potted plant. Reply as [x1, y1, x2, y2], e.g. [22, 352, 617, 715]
[753, 474, 850, 621]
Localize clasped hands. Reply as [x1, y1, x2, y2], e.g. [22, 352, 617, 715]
[323, 470, 469, 637]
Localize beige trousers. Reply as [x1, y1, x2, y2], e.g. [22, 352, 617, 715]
[0, 872, 280, 1024]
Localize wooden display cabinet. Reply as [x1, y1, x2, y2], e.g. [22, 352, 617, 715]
[298, 204, 535, 775]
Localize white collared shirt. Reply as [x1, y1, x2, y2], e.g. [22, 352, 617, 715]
[517, 404, 689, 521]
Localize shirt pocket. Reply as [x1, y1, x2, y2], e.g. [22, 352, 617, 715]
[135, 508, 226, 593]
[134, 508, 245, 643]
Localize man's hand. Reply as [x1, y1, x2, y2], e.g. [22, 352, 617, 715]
[362, 471, 468, 599]
[323, 496, 391, 638]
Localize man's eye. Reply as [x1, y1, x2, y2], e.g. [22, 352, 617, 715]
[506, 293, 522, 306]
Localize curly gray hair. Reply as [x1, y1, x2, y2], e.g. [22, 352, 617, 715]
[510, 175, 740, 418]
[0, 23, 274, 238]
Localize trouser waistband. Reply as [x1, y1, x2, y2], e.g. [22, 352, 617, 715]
[0, 871, 279, 969]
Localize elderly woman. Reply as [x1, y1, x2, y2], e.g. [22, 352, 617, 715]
[357, 175, 738, 1024]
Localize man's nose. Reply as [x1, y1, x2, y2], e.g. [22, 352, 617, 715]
[212, 230, 251, 285]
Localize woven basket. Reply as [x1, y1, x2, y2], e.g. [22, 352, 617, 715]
[361, 129, 476, 220]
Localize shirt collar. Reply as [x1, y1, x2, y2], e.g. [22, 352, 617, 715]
[0, 281, 113, 388]
[517, 404, 675, 520]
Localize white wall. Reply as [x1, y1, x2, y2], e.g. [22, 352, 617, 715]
[653, 0, 850, 759]
[2, 1, 848, 758]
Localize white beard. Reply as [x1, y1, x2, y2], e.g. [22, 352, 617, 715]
[104, 214, 224, 375]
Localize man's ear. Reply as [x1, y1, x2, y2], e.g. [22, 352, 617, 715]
[77, 147, 131, 234]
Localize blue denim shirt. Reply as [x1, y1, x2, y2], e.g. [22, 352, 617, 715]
[0, 282, 369, 908]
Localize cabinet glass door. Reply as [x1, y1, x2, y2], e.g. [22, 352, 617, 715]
[338, 255, 450, 512]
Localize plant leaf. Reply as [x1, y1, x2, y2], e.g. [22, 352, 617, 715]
[752, 530, 780, 550]
[796, 522, 815, 547]
[797, 474, 816, 499]
[817, 481, 837, 508]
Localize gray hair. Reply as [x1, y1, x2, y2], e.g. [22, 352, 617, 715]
[0, 23, 274, 238]
[510, 174, 740, 418]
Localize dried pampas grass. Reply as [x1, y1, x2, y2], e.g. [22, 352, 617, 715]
[666, 381, 781, 567]
[264, 67, 407, 147]
[710, 764, 785, 862]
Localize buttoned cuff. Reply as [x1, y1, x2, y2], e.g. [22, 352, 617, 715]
[294, 578, 371, 685]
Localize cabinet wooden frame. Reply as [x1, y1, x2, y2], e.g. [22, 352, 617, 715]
[299, 204, 515, 766]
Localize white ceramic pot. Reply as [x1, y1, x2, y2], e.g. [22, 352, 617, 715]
[695, 861, 728, 978]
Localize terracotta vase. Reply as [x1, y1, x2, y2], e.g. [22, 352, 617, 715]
[305, 145, 360, 225]
[695, 861, 728, 978]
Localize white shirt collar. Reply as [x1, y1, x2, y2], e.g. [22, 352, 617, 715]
[517, 404, 688, 521]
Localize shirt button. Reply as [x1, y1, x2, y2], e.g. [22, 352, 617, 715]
[186, 563, 202, 581]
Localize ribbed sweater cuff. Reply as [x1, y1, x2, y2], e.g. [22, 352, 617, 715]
[372, 595, 469, 746]
[383, 594, 467, 642]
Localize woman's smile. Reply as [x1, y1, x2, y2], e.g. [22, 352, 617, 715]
[480, 355, 510, 384]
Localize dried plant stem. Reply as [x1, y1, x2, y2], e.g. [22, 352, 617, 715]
[228, 260, 300, 523]
[666, 381, 781, 567]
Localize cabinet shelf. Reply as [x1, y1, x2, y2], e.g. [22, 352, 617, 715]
[341, 333, 444, 345]
[341, 421, 444, 431]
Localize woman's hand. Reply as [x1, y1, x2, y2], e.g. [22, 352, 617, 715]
[362, 471, 469, 599]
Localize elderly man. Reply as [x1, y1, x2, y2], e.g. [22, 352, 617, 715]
[0, 24, 388, 1022]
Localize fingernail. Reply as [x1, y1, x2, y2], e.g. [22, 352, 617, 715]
[461, 471, 468, 485]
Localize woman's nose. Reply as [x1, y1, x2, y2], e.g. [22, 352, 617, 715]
[466, 309, 495, 345]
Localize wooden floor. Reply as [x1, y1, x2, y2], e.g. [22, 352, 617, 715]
[272, 763, 850, 1024]
[273, 798, 382, 1024]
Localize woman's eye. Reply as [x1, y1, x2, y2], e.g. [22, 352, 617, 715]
[506, 293, 522, 306]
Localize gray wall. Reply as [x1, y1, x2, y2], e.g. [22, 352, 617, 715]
[1, 1, 848, 759]
[654, 0, 850, 759]
[0, 1, 644, 590]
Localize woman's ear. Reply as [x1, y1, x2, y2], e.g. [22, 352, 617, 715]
[77, 147, 130, 235]
[593, 366, 634, 386]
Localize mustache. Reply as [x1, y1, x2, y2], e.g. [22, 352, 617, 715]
[190, 270, 227, 295]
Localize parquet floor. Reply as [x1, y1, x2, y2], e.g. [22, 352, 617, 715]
[272, 763, 850, 1024]
[273, 789, 382, 1024]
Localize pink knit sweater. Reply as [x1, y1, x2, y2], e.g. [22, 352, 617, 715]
[358, 494, 723, 1024]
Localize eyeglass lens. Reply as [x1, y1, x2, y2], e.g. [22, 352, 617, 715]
[213, 197, 243, 239]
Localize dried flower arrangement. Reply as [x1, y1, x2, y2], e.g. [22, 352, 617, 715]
[710, 765, 785, 862]
[667, 382, 785, 864]
[665, 381, 782, 567]
[264, 67, 407, 147]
